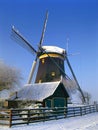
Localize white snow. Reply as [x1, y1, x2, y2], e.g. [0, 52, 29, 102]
[0, 113, 98, 130]
[9, 81, 61, 101]
[42, 46, 65, 55]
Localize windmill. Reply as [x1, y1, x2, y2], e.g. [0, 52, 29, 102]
[11, 11, 85, 103]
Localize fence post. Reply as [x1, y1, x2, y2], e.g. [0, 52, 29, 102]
[9, 109, 12, 128]
[43, 109, 45, 122]
[73, 107, 75, 117]
[55, 107, 57, 120]
[92, 105, 94, 112]
[89, 105, 91, 113]
[93, 105, 96, 112]
[64, 107, 67, 118]
[80, 107, 82, 116]
[95, 104, 97, 112]
[27, 109, 30, 125]
[84, 106, 86, 115]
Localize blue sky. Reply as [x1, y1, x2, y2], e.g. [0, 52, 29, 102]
[0, 0, 98, 101]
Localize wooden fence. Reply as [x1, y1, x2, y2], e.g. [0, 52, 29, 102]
[0, 105, 97, 127]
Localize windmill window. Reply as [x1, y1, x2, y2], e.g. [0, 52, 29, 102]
[39, 80, 42, 83]
[42, 59, 45, 64]
[51, 72, 55, 76]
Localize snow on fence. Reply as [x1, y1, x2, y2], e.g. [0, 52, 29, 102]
[0, 109, 11, 127]
[0, 105, 97, 127]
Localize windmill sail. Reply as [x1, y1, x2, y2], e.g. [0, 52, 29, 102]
[28, 11, 48, 83]
[39, 11, 48, 46]
[12, 26, 37, 54]
[66, 56, 85, 103]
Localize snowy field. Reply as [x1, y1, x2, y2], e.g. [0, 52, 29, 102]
[0, 113, 98, 130]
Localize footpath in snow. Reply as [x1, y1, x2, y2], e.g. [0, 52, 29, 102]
[0, 113, 98, 130]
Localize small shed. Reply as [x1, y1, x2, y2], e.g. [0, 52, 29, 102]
[8, 81, 69, 108]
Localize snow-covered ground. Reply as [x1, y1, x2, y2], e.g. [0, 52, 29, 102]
[0, 112, 98, 130]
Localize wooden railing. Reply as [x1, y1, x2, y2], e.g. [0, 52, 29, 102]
[66, 105, 96, 117]
[0, 109, 11, 127]
[0, 105, 97, 127]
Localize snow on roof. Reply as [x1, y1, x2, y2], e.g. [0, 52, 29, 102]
[42, 46, 65, 55]
[9, 81, 61, 101]
[9, 77, 82, 104]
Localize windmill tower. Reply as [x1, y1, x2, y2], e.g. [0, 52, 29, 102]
[35, 46, 65, 83]
[12, 11, 85, 103]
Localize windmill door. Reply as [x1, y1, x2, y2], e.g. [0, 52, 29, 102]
[53, 98, 66, 107]
[45, 99, 51, 107]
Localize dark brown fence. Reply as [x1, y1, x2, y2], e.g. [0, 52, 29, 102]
[0, 105, 97, 127]
[0, 109, 11, 127]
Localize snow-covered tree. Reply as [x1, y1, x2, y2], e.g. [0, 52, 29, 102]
[0, 61, 22, 91]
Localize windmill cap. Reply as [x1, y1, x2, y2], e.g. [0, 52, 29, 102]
[42, 46, 66, 55]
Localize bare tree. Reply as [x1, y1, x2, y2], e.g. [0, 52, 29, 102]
[0, 61, 23, 91]
[79, 90, 91, 104]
